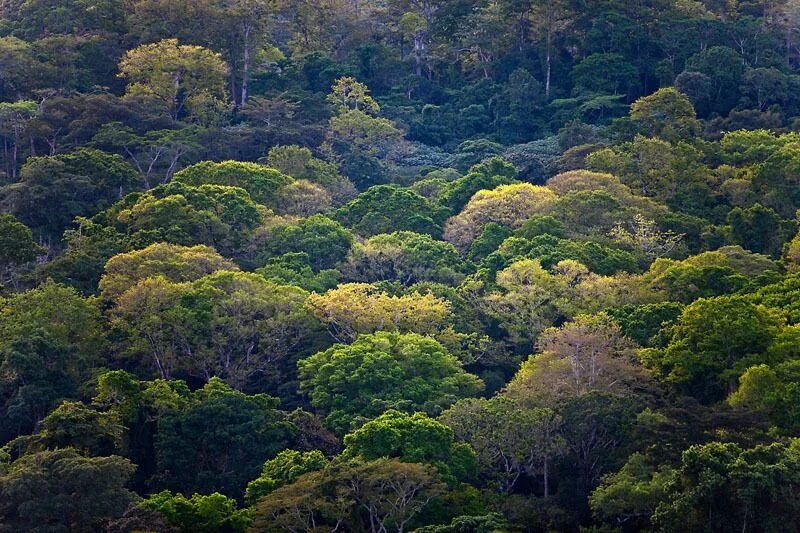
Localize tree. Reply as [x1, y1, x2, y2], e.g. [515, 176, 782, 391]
[110, 182, 262, 252]
[629, 87, 701, 141]
[249, 468, 348, 531]
[141, 490, 251, 533]
[652, 440, 800, 532]
[251, 458, 445, 533]
[728, 360, 800, 432]
[335, 185, 450, 237]
[683, 46, 745, 114]
[298, 331, 483, 435]
[441, 397, 564, 495]
[223, 0, 279, 106]
[0, 448, 136, 532]
[589, 453, 671, 529]
[173, 160, 294, 207]
[337, 458, 446, 533]
[0, 100, 38, 180]
[99, 242, 238, 302]
[154, 378, 294, 497]
[40, 219, 126, 294]
[482, 259, 565, 352]
[307, 283, 453, 343]
[642, 296, 784, 402]
[0, 279, 104, 355]
[327, 76, 380, 114]
[254, 214, 354, 271]
[118, 39, 229, 121]
[34, 400, 124, 456]
[559, 392, 640, 498]
[741, 67, 790, 111]
[0, 37, 41, 101]
[506, 313, 650, 407]
[529, 0, 573, 98]
[264, 144, 356, 205]
[0, 214, 43, 289]
[727, 203, 791, 257]
[111, 271, 323, 389]
[610, 214, 684, 261]
[571, 53, 639, 96]
[245, 449, 329, 505]
[275, 179, 332, 216]
[343, 409, 476, 483]
[439, 157, 518, 212]
[0, 148, 140, 237]
[344, 231, 468, 286]
[444, 184, 557, 250]
[93, 123, 203, 187]
[324, 108, 401, 188]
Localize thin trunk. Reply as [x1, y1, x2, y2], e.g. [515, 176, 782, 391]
[3, 136, 9, 179]
[545, 33, 553, 99]
[543, 458, 550, 497]
[11, 135, 17, 180]
[241, 23, 252, 105]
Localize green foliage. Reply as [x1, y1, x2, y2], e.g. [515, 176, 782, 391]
[607, 302, 684, 347]
[653, 440, 800, 532]
[729, 359, 800, 432]
[141, 490, 251, 533]
[173, 160, 293, 206]
[154, 378, 295, 497]
[629, 87, 700, 141]
[7, 1, 800, 530]
[99, 242, 237, 302]
[335, 185, 450, 237]
[346, 231, 468, 286]
[255, 214, 354, 271]
[111, 270, 323, 391]
[245, 449, 328, 505]
[442, 397, 564, 494]
[0, 214, 42, 269]
[0, 148, 140, 236]
[0, 448, 136, 532]
[590, 453, 671, 528]
[483, 234, 638, 278]
[439, 157, 518, 212]
[298, 332, 483, 435]
[255, 252, 340, 292]
[643, 296, 784, 402]
[343, 409, 476, 483]
[106, 181, 262, 252]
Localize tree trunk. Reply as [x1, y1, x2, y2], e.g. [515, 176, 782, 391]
[543, 458, 550, 498]
[241, 23, 252, 106]
[545, 33, 553, 99]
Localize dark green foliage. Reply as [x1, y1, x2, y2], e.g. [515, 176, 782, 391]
[653, 440, 800, 532]
[298, 332, 484, 435]
[727, 203, 793, 257]
[173, 160, 293, 207]
[154, 378, 295, 497]
[643, 296, 784, 403]
[482, 234, 638, 278]
[255, 215, 354, 271]
[0, 448, 136, 532]
[6, 2, 800, 531]
[0, 148, 140, 237]
[607, 302, 684, 347]
[439, 157, 518, 213]
[335, 185, 450, 237]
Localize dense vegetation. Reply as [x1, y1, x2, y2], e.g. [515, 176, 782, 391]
[4, 1, 800, 531]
